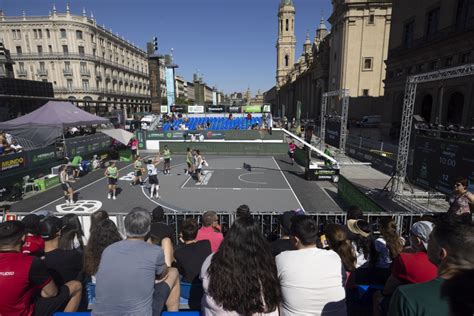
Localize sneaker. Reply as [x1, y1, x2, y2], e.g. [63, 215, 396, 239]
[65, 200, 70, 205]
[155, 195, 160, 199]
[113, 196, 116, 200]
[69, 200, 74, 205]
[108, 193, 111, 200]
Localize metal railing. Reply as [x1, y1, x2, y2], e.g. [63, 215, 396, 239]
[346, 135, 399, 155]
[63, 68, 73, 76]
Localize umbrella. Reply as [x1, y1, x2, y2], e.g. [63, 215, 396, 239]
[100, 128, 134, 145]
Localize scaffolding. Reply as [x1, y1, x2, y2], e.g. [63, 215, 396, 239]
[391, 63, 474, 195]
[319, 89, 350, 152]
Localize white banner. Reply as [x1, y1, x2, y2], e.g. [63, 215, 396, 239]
[160, 105, 168, 113]
[188, 105, 204, 113]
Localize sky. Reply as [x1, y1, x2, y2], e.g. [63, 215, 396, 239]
[1, 0, 332, 95]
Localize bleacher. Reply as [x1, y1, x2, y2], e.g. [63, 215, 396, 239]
[162, 117, 262, 131]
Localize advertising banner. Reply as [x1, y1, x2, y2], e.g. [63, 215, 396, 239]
[170, 105, 185, 113]
[165, 68, 175, 111]
[188, 105, 205, 114]
[30, 146, 60, 167]
[208, 106, 225, 113]
[262, 104, 271, 113]
[160, 105, 168, 114]
[412, 136, 474, 194]
[66, 134, 111, 158]
[325, 120, 341, 149]
[228, 106, 241, 113]
[243, 105, 262, 113]
[0, 152, 27, 173]
[146, 130, 225, 141]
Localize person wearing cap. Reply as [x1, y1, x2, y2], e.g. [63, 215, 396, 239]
[388, 221, 474, 316]
[372, 221, 437, 315]
[93, 207, 180, 315]
[346, 219, 372, 268]
[21, 214, 45, 256]
[0, 220, 81, 315]
[271, 211, 297, 257]
[104, 160, 119, 200]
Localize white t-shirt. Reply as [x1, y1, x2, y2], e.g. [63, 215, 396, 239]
[147, 164, 158, 176]
[276, 247, 347, 316]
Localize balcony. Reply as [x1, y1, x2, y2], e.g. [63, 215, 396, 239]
[95, 70, 102, 78]
[63, 68, 73, 76]
[80, 69, 91, 77]
[17, 69, 27, 77]
[37, 69, 48, 76]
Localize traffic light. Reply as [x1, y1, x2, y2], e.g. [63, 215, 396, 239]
[153, 37, 158, 52]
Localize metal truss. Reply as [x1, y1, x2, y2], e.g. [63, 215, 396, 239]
[320, 89, 350, 151]
[392, 63, 474, 195]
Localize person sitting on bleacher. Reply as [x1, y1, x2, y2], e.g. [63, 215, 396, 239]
[10, 140, 23, 152]
[0, 220, 82, 316]
[93, 208, 180, 315]
[196, 211, 223, 253]
[21, 214, 45, 256]
[276, 216, 347, 316]
[174, 218, 212, 284]
[271, 210, 296, 257]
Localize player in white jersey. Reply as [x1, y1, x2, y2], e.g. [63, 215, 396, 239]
[146, 158, 160, 199]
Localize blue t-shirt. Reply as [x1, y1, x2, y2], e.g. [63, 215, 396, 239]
[93, 239, 166, 316]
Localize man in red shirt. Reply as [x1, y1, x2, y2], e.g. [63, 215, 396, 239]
[373, 221, 437, 316]
[0, 220, 81, 316]
[196, 211, 224, 253]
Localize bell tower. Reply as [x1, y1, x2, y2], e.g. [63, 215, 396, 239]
[276, 0, 296, 89]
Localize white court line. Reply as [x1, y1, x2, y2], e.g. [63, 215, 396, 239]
[140, 185, 179, 213]
[180, 175, 193, 189]
[181, 187, 291, 191]
[271, 156, 304, 211]
[31, 157, 152, 213]
[237, 172, 267, 185]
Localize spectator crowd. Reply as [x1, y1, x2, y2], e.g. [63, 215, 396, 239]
[0, 130, 23, 155]
[0, 204, 473, 316]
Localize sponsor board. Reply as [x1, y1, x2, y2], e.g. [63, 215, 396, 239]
[160, 105, 168, 113]
[0, 154, 26, 172]
[188, 105, 204, 114]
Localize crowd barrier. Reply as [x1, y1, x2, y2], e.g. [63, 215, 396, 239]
[2, 211, 429, 244]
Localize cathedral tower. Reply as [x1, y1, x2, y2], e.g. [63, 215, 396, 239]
[276, 0, 296, 89]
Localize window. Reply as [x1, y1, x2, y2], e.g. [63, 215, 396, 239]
[12, 29, 21, 40]
[280, 20, 283, 33]
[37, 45, 43, 55]
[369, 14, 375, 24]
[82, 79, 89, 90]
[403, 21, 415, 48]
[286, 19, 289, 31]
[67, 79, 73, 90]
[78, 46, 85, 55]
[39, 62, 45, 71]
[284, 55, 289, 67]
[406, 66, 413, 75]
[80, 62, 87, 72]
[417, 63, 424, 73]
[64, 61, 71, 71]
[16, 46, 22, 54]
[76, 30, 83, 40]
[445, 56, 454, 66]
[48, 45, 52, 53]
[19, 62, 25, 70]
[62, 45, 68, 53]
[33, 29, 42, 39]
[91, 34, 94, 42]
[46, 29, 50, 38]
[60, 29, 67, 38]
[460, 52, 471, 63]
[363, 58, 373, 70]
[455, 0, 474, 31]
[362, 89, 369, 97]
[430, 60, 439, 70]
[425, 8, 440, 38]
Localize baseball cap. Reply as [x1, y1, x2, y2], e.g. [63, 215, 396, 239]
[39, 216, 63, 240]
[347, 219, 371, 238]
[410, 221, 434, 250]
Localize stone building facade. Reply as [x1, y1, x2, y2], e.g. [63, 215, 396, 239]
[0, 6, 151, 116]
[384, 0, 474, 132]
[276, 0, 296, 88]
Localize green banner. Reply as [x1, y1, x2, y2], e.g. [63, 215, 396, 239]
[30, 146, 59, 167]
[136, 131, 146, 149]
[337, 175, 383, 213]
[243, 105, 262, 113]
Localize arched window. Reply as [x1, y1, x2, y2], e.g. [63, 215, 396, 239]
[60, 29, 67, 38]
[76, 30, 83, 40]
[286, 19, 289, 31]
[280, 20, 283, 33]
[446, 92, 464, 124]
[284, 55, 289, 67]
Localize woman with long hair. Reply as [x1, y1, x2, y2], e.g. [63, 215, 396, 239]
[325, 224, 357, 274]
[83, 219, 122, 278]
[90, 210, 109, 233]
[372, 217, 404, 269]
[200, 216, 281, 315]
[59, 214, 86, 251]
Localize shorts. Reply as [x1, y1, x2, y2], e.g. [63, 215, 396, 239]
[196, 168, 202, 174]
[134, 169, 142, 177]
[149, 175, 159, 185]
[61, 183, 71, 191]
[152, 282, 171, 315]
[34, 285, 70, 316]
[288, 151, 294, 159]
[186, 162, 192, 168]
[131, 149, 137, 155]
[108, 178, 118, 185]
[164, 158, 171, 164]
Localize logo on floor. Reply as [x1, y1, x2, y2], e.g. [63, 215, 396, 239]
[56, 200, 102, 214]
[196, 170, 213, 186]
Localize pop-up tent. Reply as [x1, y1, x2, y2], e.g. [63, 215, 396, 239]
[100, 128, 134, 146]
[0, 101, 109, 148]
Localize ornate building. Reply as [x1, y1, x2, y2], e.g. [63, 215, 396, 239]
[0, 5, 151, 115]
[328, 0, 392, 118]
[383, 0, 474, 133]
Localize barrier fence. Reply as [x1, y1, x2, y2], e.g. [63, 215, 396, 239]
[1, 211, 430, 245]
